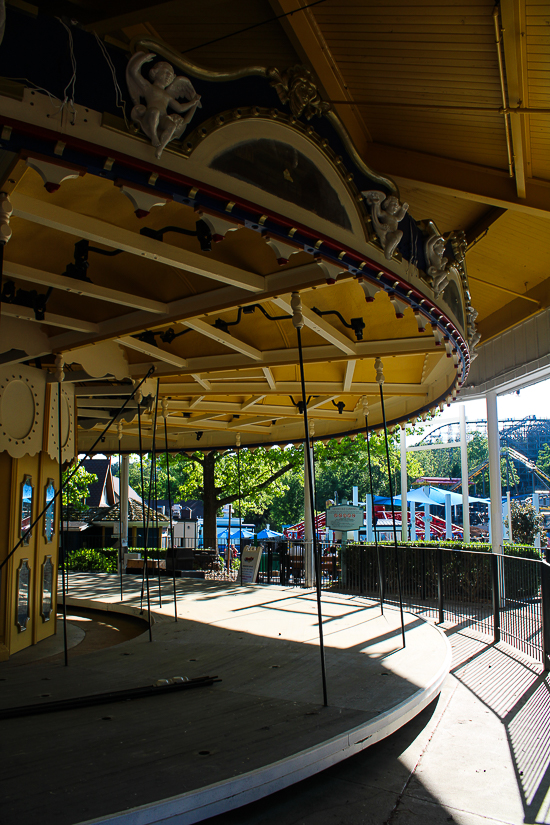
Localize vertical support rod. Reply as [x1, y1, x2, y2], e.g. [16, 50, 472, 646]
[437, 546, 444, 624]
[491, 552, 501, 644]
[400, 426, 408, 542]
[293, 292, 327, 707]
[137, 396, 152, 642]
[540, 561, 550, 671]
[365, 410, 384, 613]
[120, 454, 129, 587]
[57, 378, 68, 667]
[163, 413, 177, 621]
[237, 435, 243, 586]
[487, 391, 503, 555]
[378, 375, 406, 648]
[459, 404, 471, 542]
[303, 442, 314, 587]
[118, 437, 123, 601]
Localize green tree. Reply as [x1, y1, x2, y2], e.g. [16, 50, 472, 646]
[62, 464, 98, 513]
[537, 443, 550, 478]
[509, 499, 546, 545]
[124, 448, 302, 548]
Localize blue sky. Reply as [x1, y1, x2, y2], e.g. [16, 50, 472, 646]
[408, 379, 549, 445]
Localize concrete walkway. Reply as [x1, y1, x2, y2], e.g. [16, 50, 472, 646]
[204, 625, 550, 825]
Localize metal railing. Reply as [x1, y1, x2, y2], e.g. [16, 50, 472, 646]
[257, 540, 550, 670]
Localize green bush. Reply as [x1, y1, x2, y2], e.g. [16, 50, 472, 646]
[65, 548, 117, 573]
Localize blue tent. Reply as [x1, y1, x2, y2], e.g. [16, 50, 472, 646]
[230, 528, 255, 540]
[257, 528, 285, 539]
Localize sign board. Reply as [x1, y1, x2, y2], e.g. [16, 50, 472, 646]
[240, 545, 263, 584]
[325, 505, 364, 532]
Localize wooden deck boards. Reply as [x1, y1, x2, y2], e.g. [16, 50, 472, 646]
[0, 576, 450, 825]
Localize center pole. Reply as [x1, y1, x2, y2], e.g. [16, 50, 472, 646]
[291, 292, 328, 707]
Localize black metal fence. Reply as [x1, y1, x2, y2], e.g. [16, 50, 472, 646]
[257, 540, 550, 669]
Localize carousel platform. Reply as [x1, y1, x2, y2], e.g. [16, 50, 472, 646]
[0, 574, 450, 825]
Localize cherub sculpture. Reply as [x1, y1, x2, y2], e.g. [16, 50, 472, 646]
[126, 52, 201, 159]
[425, 229, 450, 296]
[363, 191, 409, 260]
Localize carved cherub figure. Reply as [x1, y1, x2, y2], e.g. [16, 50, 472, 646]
[126, 52, 202, 158]
[425, 230, 450, 296]
[363, 191, 409, 260]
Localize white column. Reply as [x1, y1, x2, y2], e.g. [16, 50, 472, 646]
[303, 444, 314, 586]
[400, 426, 408, 542]
[120, 454, 129, 557]
[533, 491, 541, 549]
[445, 493, 452, 539]
[410, 501, 417, 541]
[352, 485, 359, 542]
[365, 494, 374, 541]
[424, 504, 431, 540]
[459, 404, 471, 542]
[486, 391, 503, 553]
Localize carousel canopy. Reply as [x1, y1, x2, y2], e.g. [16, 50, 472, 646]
[0, 2, 546, 458]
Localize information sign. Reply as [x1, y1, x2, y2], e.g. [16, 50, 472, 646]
[240, 545, 263, 584]
[325, 505, 364, 532]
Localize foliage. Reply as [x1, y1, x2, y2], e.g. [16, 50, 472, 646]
[537, 443, 550, 478]
[65, 547, 117, 572]
[62, 464, 98, 512]
[367, 540, 542, 558]
[509, 499, 546, 546]
[312, 431, 410, 508]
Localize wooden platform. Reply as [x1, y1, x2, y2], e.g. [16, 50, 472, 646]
[0, 575, 451, 825]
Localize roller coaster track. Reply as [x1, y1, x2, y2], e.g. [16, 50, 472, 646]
[452, 446, 550, 491]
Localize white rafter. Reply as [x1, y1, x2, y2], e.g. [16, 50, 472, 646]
[190, 373, 211, 390]
[11, 194, 265, 293]
[241, 395, 266, 411]
[262, 367, 276, 389]
[115, 336, 188, 367]
[4, 261, 168, 314]
[180, 318, 263, 361]
[271, 296, 357, 355]
[1, 304, 99, 333]
[343, 360, 356, 392]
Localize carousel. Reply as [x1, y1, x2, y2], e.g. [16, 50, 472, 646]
[0, 5, 465, 823]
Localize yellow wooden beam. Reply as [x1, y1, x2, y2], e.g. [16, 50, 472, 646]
[268, 0, 371, 150]
[500, 0, 530, 198]
[368, 145, 550, 219]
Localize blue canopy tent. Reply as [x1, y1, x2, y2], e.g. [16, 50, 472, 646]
[257, 528, 285, 539]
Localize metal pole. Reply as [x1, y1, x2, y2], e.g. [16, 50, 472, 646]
[375, 358, 406, 648]
[541, 561, 550, 671]
[459, 404, 471, 542]
[117, 425, 124, 601]
[120, 453, 129, 580]
[137, 392, 152, 641]
[437, 546, 444, 624]
[292, 292, 328, 707]
[487, 391, 503, 554]
[400, 425, 408, 542]
[363, 398, 384, 613]
[237, 434, 243, 586]
[491, 552, 501, 643]
[56, 357, 68, 667]
[162, 403, 178, 621]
